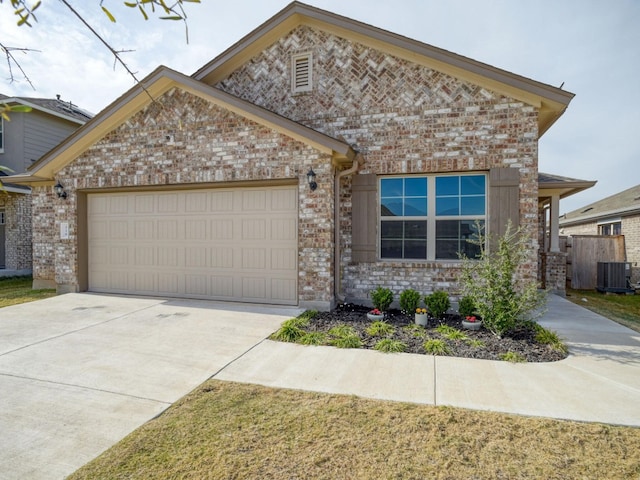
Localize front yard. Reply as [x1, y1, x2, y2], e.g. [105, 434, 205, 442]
[0, 276, 56, 308]
[566, 288, 640, 333]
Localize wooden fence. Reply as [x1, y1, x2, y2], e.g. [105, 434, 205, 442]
[561, 235, 626, 289]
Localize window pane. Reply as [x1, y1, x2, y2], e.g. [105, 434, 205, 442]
[461, 196, 485, 215]
[405, 177, 427, 197]
[613, 223, 622, 235]
[381, 178, 403, 197]
[405, 197, 427, 216]
[381, 198, 403, 216]
[404, 220, 427, 239]
[381, 240, 403, 259]
[436, 220, 458, 238]
[404, 240, 427, 259]
[436, 176, 459, 196]
[381, 221, 403, 239]
[436, 197, 458, 216]
[461, 175, 485, 195]
[436, 239, 459, 259]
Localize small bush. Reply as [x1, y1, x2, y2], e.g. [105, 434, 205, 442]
[332, 334, 362, 349]
[458, 296, 476, 318]
[403, 324, 427, 338]
[328, 324, 357, 338]
[374, 339, 407, 353]
[423, 338, 451, 356]
[424, 291, 451, 319]
[465, 339, 486, 348]
[399, 289, 422, 314]
[298, 310, 319, 321]
[299, 332, 328, 346]
[459, 221, 546, 338]
[272, 317, 307, 342]
[435, 325, 467, 341]
[366, 320, 395, 337]
[500, 351, 527, 363]
[370, 287, 394, 312]
[534, 326, 568, 354]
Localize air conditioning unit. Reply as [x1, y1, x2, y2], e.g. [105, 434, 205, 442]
[596, 262, 633, 293]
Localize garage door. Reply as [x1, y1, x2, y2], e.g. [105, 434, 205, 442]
[88, 186, 298, 305]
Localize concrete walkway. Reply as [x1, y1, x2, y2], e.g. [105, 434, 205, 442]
[215, 294, 640, 426]
[0, 293, 639, 480]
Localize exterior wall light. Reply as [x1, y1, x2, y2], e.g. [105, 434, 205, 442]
[307, 167, 317, 191]
[54, 181, 67, 199]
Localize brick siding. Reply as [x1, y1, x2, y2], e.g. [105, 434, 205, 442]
[0, 192, 32, 270]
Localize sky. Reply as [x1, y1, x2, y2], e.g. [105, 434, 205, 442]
[1, 0, 638, 215]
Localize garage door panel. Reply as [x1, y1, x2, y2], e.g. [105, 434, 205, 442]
[88, 186, 298, 305]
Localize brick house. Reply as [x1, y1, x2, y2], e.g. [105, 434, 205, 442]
[9, 2, 578, 309]
[0, 94, 91, 272]
[560, 183, 640, 285]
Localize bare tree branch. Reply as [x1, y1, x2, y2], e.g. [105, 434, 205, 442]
[0, 41, 39, 88]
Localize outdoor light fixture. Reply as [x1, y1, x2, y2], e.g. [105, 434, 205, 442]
[307, 167, 317, 191]
[54, 181, 67, 199]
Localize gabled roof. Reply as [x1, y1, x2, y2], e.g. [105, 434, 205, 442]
[6, 66, 356, 186]
[0, 93, 92, 124]
[193, 1, 574, 137]
[560, 184, 640, 226]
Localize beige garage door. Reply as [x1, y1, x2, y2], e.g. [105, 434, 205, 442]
[88, 186, 298, 305]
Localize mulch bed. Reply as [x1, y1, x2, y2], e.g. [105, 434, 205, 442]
[305, 303, 567, 363]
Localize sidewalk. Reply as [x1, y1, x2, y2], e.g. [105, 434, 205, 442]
[214, 294, 640, 426]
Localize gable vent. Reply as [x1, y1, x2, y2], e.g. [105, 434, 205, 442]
[292, 53, 312, 93]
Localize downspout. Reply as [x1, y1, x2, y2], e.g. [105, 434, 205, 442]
[334, 152, 363, 305]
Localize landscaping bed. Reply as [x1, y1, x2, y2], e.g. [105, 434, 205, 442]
[275, 304, 568, 363]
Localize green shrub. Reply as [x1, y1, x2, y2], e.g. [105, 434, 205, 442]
[435, 325, 467, 341]
[423, 338, 451, 356]
[366, 320, 395, 337]
[374, 339, 407, 353]
[272, 317, 307, 342]
[459, 221, 546, 338]
[328, 324, 357, 338]
[458, 296, 476, 318]
[370, 287, 394, 312]
[534, 326, 568, 354]
[465, 339, 486, 348]
[298, 310, 319, 321]
[424, 291, 451, 319]
[332, 334, 362, 349]
[299, 332, 328, 346]
[500, 351, 527, 363]
[403, 324, 427, 338]
[399, 288, 422, 314]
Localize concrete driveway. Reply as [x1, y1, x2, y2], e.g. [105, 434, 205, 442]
[0, 293, 299, 480]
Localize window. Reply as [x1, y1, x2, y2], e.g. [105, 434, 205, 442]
[380, 174, 486, 260]
[292, 52, 312, 93]
[0, 209, 4, 225]
[0, 117, 3, 153]
[598, 220, 622, 236]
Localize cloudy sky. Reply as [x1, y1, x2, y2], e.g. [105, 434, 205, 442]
[1, 0, 638, 215]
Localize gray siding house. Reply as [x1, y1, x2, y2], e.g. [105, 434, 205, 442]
[0, 94, 91, 271]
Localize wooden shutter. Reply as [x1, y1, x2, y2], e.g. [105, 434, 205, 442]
[489, 167, 520, 241]
[351, 174, 377, 263]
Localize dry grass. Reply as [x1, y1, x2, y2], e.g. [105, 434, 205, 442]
[69, 380, 640, 480]
[0, 276, 56, 308]
[566, 288, 640, 333]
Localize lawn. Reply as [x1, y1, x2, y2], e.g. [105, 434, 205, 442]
[68, 380, 640, 480]
[0, 276, 56, 308]
[566, 288, 640, 333]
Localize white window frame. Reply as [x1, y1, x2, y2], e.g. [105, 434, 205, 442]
[291, 52, 313, 94]
[597, 217, 622, 236]
[379, 173, 487, 261]
[0, 117, 4, 153]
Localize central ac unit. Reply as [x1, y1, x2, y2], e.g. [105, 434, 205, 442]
[596, 262, 632, 293]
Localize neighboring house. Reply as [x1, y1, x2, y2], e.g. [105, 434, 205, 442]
[560, 184, 640, 285]
[0, 94, 92, 271]
[8, 2, 581, 309]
